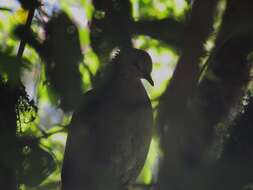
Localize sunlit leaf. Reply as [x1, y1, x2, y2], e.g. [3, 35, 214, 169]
[11, 8, 28, 24]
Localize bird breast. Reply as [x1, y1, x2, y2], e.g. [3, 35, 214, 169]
[92, 80, 153, 185]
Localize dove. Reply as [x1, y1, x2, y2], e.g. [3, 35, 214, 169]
[61, 48, 154, 190]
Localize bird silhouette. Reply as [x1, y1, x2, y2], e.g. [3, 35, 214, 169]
[61, 48, 153, 190]
[62, 49, 153, 190]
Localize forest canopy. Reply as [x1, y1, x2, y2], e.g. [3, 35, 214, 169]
[0, 0, 253, 190]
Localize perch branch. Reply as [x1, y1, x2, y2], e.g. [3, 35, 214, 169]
[17, 8, 35, 58]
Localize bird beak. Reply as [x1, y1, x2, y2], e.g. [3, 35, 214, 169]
[144, 74, 154, 86]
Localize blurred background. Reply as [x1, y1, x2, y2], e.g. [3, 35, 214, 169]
[1, 0, 253, 190]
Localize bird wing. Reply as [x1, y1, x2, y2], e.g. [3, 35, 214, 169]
[61, 89, 101, 190]
[61, 86, 123, 190]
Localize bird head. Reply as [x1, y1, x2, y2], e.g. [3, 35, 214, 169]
[130, 48, 154, 86]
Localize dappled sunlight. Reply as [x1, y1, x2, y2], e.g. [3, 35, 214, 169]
[4, 0, 252, 190]
[0, 0, 187, 188]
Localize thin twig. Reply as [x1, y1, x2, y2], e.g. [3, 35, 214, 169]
[0, 7, 12, 12]
[17, 7, 36, 58]
[37, 125, 67, 139]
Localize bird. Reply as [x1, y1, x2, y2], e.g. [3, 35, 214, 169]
[61, 48, 154, 190]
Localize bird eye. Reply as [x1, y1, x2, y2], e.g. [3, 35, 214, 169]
[67, 25, 76, 34]
[134, 61, 142, 72]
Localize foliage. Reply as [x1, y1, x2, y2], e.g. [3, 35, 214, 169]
[0, 0, 253, 190]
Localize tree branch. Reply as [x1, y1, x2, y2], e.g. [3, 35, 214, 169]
[17, 8, 35, 58]
[131, 18, 184, 51]
[156, 0, 219, 189]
